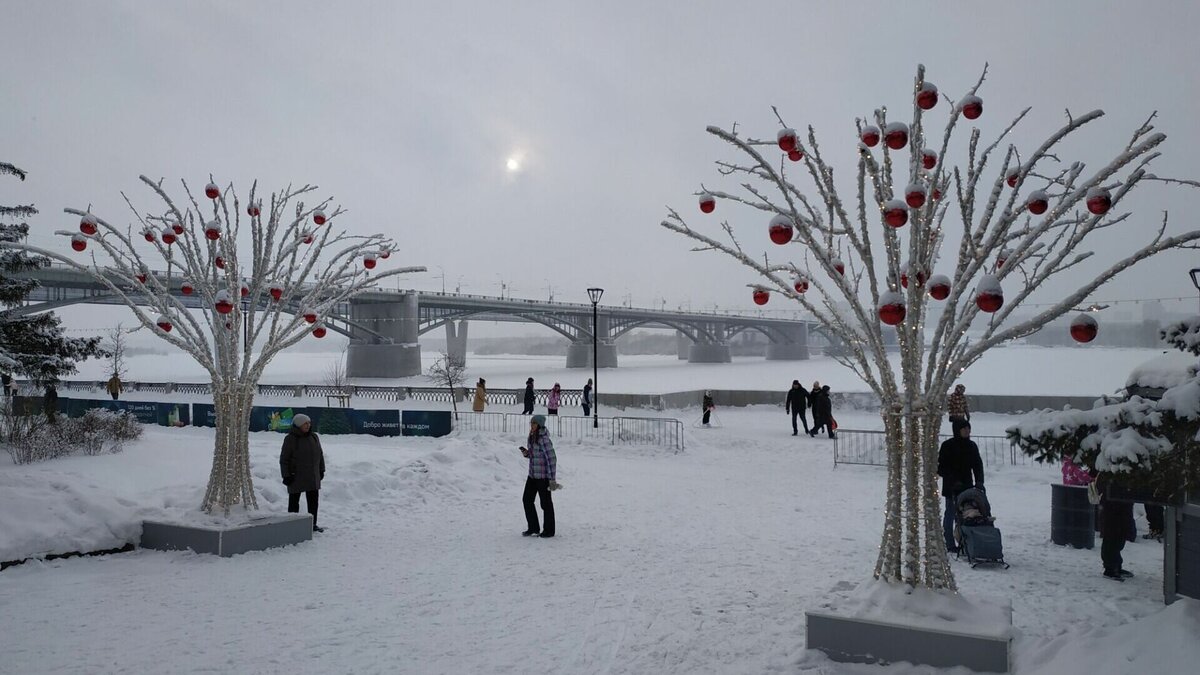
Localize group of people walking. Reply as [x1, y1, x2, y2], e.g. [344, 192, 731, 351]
[470, 377, 594, 417]
[784, 380, 836, 439]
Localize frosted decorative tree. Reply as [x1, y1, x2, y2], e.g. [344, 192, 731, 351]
[662, 65, 1200, 589]
[0, 175, 423, 514]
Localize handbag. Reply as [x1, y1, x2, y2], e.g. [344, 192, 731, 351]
[1086, 481, 1101, 505]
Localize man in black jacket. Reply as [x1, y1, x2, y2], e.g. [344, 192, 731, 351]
[522, 378, 536, 415]
[785, 380, 809, 436]
[937, 418, 984, 552]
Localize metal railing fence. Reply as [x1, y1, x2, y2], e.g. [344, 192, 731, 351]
[833, 428, 1024, 468]
[452, 412, 683, 451]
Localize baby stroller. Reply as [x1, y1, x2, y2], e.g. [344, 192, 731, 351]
[955, 487, 1009, 569]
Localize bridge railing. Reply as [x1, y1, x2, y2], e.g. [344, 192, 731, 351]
[833, 428, 1024, 468]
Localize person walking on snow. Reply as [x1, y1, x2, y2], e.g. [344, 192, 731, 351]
[522, 378, 535, 415]
[520, 414, 559, 537]
[785, 380, 810, 436]
[947, 383, 970, 425]
[809, 385, 835, 439]
[937, 418, 984, 552]
[472, 378, 487, 413]
[280, 413, 326, 532]
[582, 378, 593, 418]
[547, 383, 562, 416]
[702, 391, 715, 427]
[106, 374, 122, 401]
[43, 382, 58, 425]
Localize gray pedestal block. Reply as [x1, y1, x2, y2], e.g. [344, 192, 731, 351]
[765, 342, 810, 360]
[687, 343, 732, 363]
[347, 342, 422, 378]
[806, 610, 1012, 673]
[565, 341, 618, 368]
[141, 513, 313, 557]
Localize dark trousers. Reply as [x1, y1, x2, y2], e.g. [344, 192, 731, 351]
[110, 392, 119, 400]
[1100, 500, 1134, 572]
[791, 410, 809, 434]
[522, 402, 534, 414]
[548, 409, 558, 416]
[944, 495, 958, 550]
[582, 403, 591, 417]
[1146, 504, 1165, 533]
[522, 477, 555, 536]
[288, 490, 320, 527]
[702, 408, 711, 424]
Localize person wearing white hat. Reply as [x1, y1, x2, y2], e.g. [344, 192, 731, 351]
[280, 413, 326, 532]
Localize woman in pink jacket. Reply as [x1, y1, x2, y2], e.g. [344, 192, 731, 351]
[547, 383, 562, 416]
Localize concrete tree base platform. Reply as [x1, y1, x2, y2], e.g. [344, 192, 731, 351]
[141, 513, 313, 557]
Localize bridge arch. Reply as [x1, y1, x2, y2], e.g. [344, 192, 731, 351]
[607, 318, 720, 343]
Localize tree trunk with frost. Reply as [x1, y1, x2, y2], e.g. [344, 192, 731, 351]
[1, 175, 424, 515]
[662, 64, 1200, 589]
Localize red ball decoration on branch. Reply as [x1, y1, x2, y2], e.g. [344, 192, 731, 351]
[79, 215, 98, 236]
[883, 199, 908, 228]
[161, 227, 176, 246]
[959, 95, 983, 120]
[301, 231, 314, 245]
[215, 256, 225, 270]
[205, 183, 220, 200]
[181, 282, 194, 296]
[916, 82, 939, 110]
[752, 286, 770, 306]
[975, 274, 1003, 313]
[768, 215, 794, 245]
[204, 220, 222, 241]
[312, 323, 328, 339]
[363, 255, 378, 270]
[904, 184, 926, 209]
[156, 315, 173, 333]
[900, 262, 926, 289]
[793, 275, 809, 294]
[214, 290, 234, 315]
[698, 192, 716, 214]
[142, 228, 157, 243]
[921, 149, 938, 170]
[931, 187, 943, 201]
[860, 125, 881, 148]
[1005, 167, 1021, 188]
[71, 234, 87, 252]
[269, 285, 283, 301]
[787, 150, 804, 162]
[1086, 187, 1112, 215]
[996, 248, 1013, 270]
[832, 258, 846, 276]
[878, 291, 906, 326]
[927, 274, 951, 301]
[171, 221, 184, 236]
[379, 249, 391, 259]
[884, 122, 909, 150]
[136, 269, 148, 284]
[1026, 190, 1049, 215]
[247, 203, 261, 217]
[312, 209, 327, 225]
[1070, 313, 1099, 343]
[303, 309, 318, 324]
[240, 283, 250, 298]
[777, 128, 799, 153]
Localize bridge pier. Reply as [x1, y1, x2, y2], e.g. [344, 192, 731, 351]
[677, 332, 691, 360]
[688, 342, 732, 363]
[765, 323, 810, 361]
[445, 320, 468, 367]
[565, 340, 618, 368]
[346, 294, 423, 378]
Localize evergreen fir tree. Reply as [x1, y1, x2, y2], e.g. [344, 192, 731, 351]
[0, 162, 104, 383]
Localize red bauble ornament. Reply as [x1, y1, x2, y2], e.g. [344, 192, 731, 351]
[247, 203, 261, 217]
[312, 209, 327, 225]
[161, 227, 176, 245]
[699, 192, 716, 214]
[156, 315, 173, 333]
[1070, 313, 1099, 343]
[921, 149, 938, 170]
[269, 286, 283, 301]
[884, 122, 909, 150]
[1005, 168, 1021, 188]
[80, 215, 98, 236]
[379, 249, 391, 259]
[136, 271, 147, 284]
[787, 150, 804, 162]
[752, 287, 770, 306]
[883, 199, 908, 228]
[363, 256, 378, 269]
[1026, 190, 1049, 215]
[171, 221, 184, 235]
[312, 324, 328, 339]
[900, 264, 926, 289]
[777, 128, 798, 153]
[205, 183, 220, 199]
[960, 95, 983, 120]
[204, 221, 221, 241]
[927, 274, 951, 300]
[975, 275, 1003, 313]
[997, 248, 1013, 270]
[1086, 188, 1112, 215]
[214, 291, 234, 315]
[916, 82, 939, 110]
[860, 125, 881, 148]
[932, 187, 943, 201]
[904, 184, 926, 209]
[793, 276, 809, 294]
[143, 229, 156, 243]
[302, 232, 314, 245]
[768, 215, 794, 245]
[215, 256, 225, 269]
[181, 282, 194, 296]
[304, 311, 318, 324]
[71, 235, 87, 252]
[832, 258, 846, 276]
[878, 291, 906, 325]
[240, 284, 250, 298]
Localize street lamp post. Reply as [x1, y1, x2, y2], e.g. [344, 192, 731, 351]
[587, 287, 604, 428]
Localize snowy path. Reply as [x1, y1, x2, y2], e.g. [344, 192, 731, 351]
[0, 408, 1187, 674]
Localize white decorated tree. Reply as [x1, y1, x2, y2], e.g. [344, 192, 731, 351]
[662, 65, 1200, 589]
[0, 175, 423, 514]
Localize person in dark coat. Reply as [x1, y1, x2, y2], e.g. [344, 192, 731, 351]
[520, 414, 558, 537]
[1098, 475, 1137, 580]
[937, 418, 984, 552]
[785, 380, 810, 436]
[522, 378, 536, 415]
[1, 372, 12, 398]
[702, 391, 714, 427]
[280, 413, 326, 532]
[43, 383, 59, 425]
[808, 385, 835, 439]
[582, 378, 593, 418]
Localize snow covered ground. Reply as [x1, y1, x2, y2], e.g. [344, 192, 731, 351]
[1, 406, 1194, 674]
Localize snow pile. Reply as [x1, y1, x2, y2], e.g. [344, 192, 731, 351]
[0, 470, 142, 561]
[822, 579, 1013, 639]
[1124, 350, 1197, 390]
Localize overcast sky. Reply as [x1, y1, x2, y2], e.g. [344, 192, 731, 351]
[4, 0, 1199, 338]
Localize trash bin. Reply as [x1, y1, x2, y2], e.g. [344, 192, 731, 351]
[1051, 483, 1095, 549]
